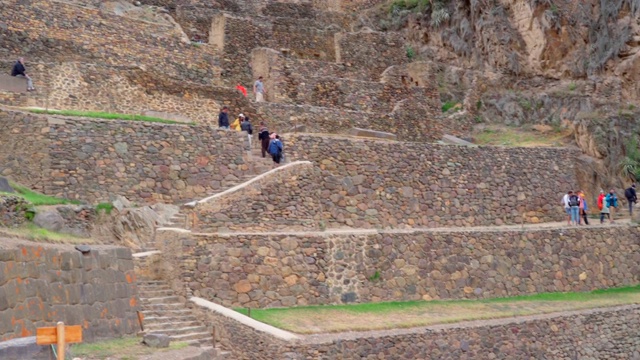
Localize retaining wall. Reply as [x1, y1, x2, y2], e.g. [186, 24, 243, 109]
[196, 301, 640, 359]
[0, 110, 254, 204]
[158, 226, 640, 308]
[0, 240, 139, 342]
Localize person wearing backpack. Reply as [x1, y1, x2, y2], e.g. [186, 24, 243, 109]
[268, 133, 283, 167]
[568, 191, 581, 226]
[624, 183, 637, 217]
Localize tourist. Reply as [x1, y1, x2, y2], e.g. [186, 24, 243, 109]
[241, 116, 253, 148]
[561, 191, 573, 226]
[578, 190, 589, 225]
[11, 57, 35, 91]
[568, 191, 580, 226]
[218, 106, 230, 129]
[605, 189, 619, 223]
[268, 133, 283, 166]
[258, 122, 270, 158]
[598, 190, 609, 224]
[624, 183, 637, 217]
[253, 76, 266, 102]
[236, 83, 248, 97]
[231, 113, 244, 131]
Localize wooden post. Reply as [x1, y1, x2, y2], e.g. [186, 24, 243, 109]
[56, 322, 65, 360]
[212, 327, 216, 348]
[137, 310, 145, 332]
[247, 308, 251, 318]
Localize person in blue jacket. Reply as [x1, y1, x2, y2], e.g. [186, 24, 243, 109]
[605, 189, 619, 223]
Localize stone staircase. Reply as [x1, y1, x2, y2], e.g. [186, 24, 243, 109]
[138, 280, 228, 358]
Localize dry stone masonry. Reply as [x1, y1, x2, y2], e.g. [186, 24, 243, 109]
[199, 303, 640, 359]
[155, 226, 640, 308]
[0, 110, 259, 204]
[0, 241, 139, 342]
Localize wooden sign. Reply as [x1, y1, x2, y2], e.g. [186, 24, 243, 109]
[36, 322, 83, 360]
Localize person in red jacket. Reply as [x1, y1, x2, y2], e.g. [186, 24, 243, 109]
[597, 190, 607, 223]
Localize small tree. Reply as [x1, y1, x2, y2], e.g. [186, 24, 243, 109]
[619, 136, 640, 181]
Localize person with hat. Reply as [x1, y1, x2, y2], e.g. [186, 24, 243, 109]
[625, 183, 637, 218]
[231, 113, 244, 131]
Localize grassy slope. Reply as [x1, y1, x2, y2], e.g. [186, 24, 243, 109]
[7, 183, 79, 206]
[69, 337, 188, 359]
[235, 285, 640, 334]
[27, 109, 193, 125]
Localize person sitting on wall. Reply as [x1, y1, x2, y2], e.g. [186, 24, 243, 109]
[11, 57, 36, 91]
[218, 106, 230, 129]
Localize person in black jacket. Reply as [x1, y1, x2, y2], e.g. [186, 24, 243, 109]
[625, 183, 637, 217]
[257, 122, 270, 158]
[240, 116, 253, 149]
[11, 57, 35, 91]
[218, 106, 230, 129]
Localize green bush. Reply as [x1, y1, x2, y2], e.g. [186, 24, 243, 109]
[441, 100, 458, 113]
[96, 202, 114, 215]
[406, 46, 416, 59]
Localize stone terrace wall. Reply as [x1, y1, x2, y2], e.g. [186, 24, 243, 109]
[192, 163, 321, 232]
[199, 303, 640, 359]
[0, 240, 139, 342]
[0, 0, 217, 84]
[287, 135, 578, 227]
[336, 31, 408, 80]
[162, 226, 640, 308]
[0, 111, 255, 204]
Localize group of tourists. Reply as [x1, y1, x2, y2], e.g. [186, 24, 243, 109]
[217, 107, 283, 167]
[561, 184, 637, 226]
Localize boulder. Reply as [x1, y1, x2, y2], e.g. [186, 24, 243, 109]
[111, 195, 132, 213]
[143, 333, 170, 348]
[0, 177, 14, 193]
[33, 210, 65, 232]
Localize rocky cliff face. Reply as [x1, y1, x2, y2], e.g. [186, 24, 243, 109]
[365, 0, 640, 189]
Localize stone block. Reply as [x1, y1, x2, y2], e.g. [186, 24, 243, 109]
[143, 333, 170, 348]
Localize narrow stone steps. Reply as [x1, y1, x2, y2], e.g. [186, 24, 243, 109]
[144, 325, 208, 336]
[144, 319, 202, 329]
[141, 308, 193, 317]
[138, 289, 175, 297]
[137, 279, 215, 349]
[168, 331, 213, 342]
[140, 296, 181, 304]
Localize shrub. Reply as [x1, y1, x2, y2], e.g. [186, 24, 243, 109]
[96, 202, 114, 215]
[441, 100, 458, 113]
[406, 46, 416, 59]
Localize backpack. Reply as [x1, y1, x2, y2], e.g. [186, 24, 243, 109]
[268, 140, 282, 155]
[625, 187, 633, 200]
[568, 194, 580, 207]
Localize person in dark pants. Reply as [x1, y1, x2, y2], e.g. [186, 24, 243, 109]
[11, 57, 35, 91]
[218, 106, 229, 129]
[625, 183, 637, 217]
[258, 122, 270, 158]
[268, 134, 283, 167]
[578, 190, 589, 225]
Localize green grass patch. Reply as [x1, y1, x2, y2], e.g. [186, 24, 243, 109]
[1, 223, 91, 244]
[70, 337, 189, 358]
[8, 183, 79, 206]
[234, 284, 640, 334]
[27, 109, 192, 125]
[96, 202, 114, 215]
[441, 100, 459, 113]
[390, 0, 430, 12]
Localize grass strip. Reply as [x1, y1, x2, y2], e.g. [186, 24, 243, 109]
[27, 109, 193, 125]
[234, 284, 640, 333]
[6, 183, 80, 206]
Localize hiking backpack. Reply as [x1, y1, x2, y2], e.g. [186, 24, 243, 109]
[568, 194, 580, 207]
[625, 187, 633, 200]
